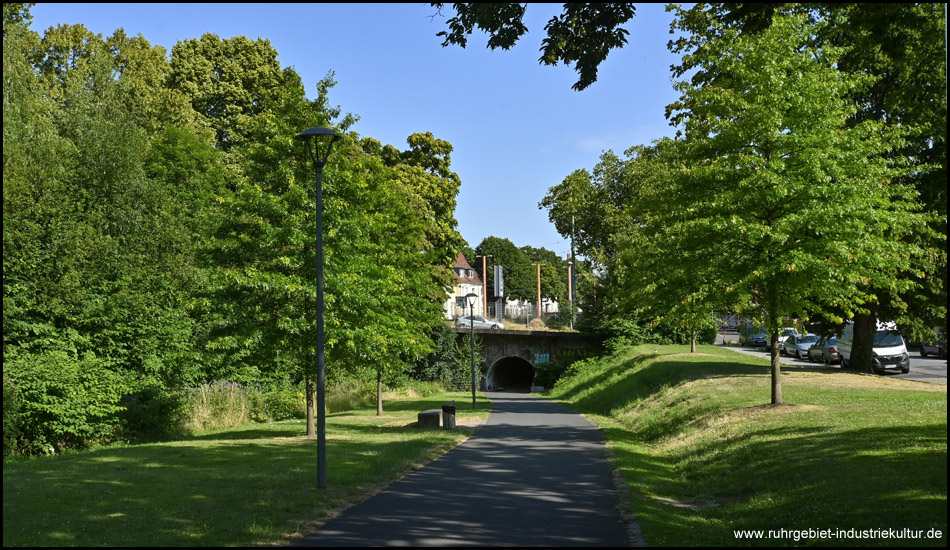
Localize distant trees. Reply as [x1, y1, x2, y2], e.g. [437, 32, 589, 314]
[472, 237, 569, 308]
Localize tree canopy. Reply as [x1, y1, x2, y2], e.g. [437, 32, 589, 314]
[3, 6, 464, 453]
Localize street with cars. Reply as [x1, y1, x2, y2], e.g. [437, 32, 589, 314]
[723, 339, 947, 385]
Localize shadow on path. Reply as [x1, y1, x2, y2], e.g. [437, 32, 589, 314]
[290, 392, 629, 547]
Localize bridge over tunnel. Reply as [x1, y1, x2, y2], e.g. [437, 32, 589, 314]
[487, 356, 534, 392]
[453, 327, 594, 392]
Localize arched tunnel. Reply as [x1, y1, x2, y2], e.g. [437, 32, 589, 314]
[486, 356, 535, 392]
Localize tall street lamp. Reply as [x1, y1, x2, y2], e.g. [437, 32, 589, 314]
[296, 126, 339, 490]
[465, 292, 479, 408]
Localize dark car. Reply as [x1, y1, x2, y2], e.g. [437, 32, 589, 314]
[807, 336, 839, 365]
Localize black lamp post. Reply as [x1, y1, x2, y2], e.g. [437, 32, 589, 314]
[465, 292, 479, 408]
[296, 126, 339, 490]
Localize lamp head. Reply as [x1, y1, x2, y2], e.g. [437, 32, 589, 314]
[296, 127, 339, 168]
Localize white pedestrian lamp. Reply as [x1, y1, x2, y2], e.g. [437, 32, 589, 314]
[465, 292, 479, 408]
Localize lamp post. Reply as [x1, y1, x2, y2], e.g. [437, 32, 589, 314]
[296, 126, 339, 490]
[465, 292, 479, 408]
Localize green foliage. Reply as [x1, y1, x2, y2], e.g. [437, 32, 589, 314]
[448, 334, 483, 391]
[432, 3, 637, 91]
[596, 317, 667, 354]
[260, 380, 306, 421]
[3, 378, 21, 457]
[2, 5, 463, 454]
[120, 386, 188, 441]
[473, 236, 569, 303]
[5, 351, 124, 455]
[412, 323, 457, 383]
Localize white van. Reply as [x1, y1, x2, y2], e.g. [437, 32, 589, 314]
[838, 321, 910, 373]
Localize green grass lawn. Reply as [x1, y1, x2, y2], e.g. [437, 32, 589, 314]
[548, 345, 948, 547]
[2, 392, 490, 547]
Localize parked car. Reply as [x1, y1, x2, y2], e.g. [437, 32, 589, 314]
[807, 336, 839, 365]
[748, 332, 769, 348]
[838, 321, 910, 374]
[455, 315, 504, 331]
[919, 338, 947, 359]
[777, 328, 799, 350]
[783, 333, 818, 358]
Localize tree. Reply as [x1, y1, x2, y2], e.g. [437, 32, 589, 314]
[430, 3, 637, 90]
[520, 245, 568, 305]
[660, 12, 924, 402]
[474, 236, 533, 302]
[670, 3, 947, 372]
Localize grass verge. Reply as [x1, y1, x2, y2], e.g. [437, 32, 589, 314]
[2, 391, 490, 547]
[547, 345, 947, 547]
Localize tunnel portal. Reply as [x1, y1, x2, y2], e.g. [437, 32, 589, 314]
[487, 356, 535, 392]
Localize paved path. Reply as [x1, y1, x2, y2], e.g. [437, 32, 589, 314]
[292, 391, 630, 547]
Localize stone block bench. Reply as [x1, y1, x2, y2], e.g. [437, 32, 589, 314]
[417, 409, 441, 428]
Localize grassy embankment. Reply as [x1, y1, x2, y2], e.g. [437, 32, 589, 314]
[2, 392, 490, 547]
[547, 345, 947, 546]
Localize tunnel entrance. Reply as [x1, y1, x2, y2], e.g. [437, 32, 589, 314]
[487, 356, 535, 392]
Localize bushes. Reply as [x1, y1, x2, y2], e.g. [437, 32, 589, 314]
[3, 370, 309, 457]
[4, 351, 125, 455]
[597, 317, 716, 353]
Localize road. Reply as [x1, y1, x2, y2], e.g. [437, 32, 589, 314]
[723, 343, 947, 385]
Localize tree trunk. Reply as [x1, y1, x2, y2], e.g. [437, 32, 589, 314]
[768, 288, 783, 405]
[305, 372, 315, 437]
[852, 310, 877, 374]
[377, 369, 383, 416]
[690, 328, 697, 353]
[770, 329, 783, 405]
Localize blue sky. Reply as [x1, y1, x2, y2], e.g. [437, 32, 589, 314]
[28, 3, 684, 259]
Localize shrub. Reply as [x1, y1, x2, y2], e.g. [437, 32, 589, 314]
[4, 350, 125, 455]
[261, 381, 306, 420]
[120, 386, 188, 441]
[597, 318, 666, 353]
[449, 335, 483, 391]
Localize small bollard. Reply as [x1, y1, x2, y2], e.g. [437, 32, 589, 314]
[441, 400, 456, 429]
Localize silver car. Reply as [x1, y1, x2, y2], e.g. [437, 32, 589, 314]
[783, 333, 818, 359]
[455, 315, 504, 331]
[807, 336, 839, 364]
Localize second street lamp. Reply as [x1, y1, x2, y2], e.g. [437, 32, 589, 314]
[296, 126, 339, 490]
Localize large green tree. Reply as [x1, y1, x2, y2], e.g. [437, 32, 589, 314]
[670, 2, 947, 372]
[3, 15, 227, 451]
[661, 12, 925, 403]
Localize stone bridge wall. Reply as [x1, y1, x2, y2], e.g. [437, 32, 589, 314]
[453, 328, 594, 390]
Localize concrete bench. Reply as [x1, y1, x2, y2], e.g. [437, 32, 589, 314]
[417, 409, 441, 428]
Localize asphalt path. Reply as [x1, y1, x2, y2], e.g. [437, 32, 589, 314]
[723, 344, 947, 385]
[291, 392, 630, 547]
